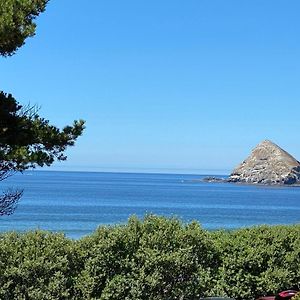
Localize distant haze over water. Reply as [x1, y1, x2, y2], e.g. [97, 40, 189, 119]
[45, 165, 231, 175]
[1, 171, 299, 239]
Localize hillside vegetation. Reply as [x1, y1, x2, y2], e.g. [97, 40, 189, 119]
[0, 215, 299, 300]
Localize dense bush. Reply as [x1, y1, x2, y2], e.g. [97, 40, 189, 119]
[0, 216, 298, 299]
[0, 231, 78, 300]
[292, 293, 300, 300]
[74, 215, 218, 300]
[211, 225, 300, 300]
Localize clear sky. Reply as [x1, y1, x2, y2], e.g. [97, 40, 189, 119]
[1, 0, 300, 174]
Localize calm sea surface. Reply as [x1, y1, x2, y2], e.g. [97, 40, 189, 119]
[1, 171, 299, 238]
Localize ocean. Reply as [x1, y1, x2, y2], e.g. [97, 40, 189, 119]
[0, 171, 299, 239]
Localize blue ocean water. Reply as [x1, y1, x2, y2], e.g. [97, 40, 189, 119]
[0, 171, 299, 239]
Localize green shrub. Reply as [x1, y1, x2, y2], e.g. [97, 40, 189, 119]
[75, 215, 218, 299]
[292, 292, 300, 300]
[211, 225, 300, 300]
[0, 230, 77, 300]
[0, 216, 298, 300]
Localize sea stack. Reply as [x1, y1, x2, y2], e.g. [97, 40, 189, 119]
[228, 140, 300, 185]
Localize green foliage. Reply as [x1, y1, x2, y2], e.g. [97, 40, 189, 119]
[211, 225, 300, 300]
[0, 216, 299, 299]
[0, 91, 85, 215]
[0, 0, 85, 216]
[0, 0, 49, 56]
[0, 231, 77, 300]
[75, 215, 217, 299]
[0, 0, 82, 175]
[0, 91, 85, 172]
[292, 293, 300, 300]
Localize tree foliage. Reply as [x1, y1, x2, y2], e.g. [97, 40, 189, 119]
[0, 92, 85, 174]
[0, 0, 49, 56]
[0, 216, 298, 299]
[211, 225, 300, 300]
[75, 215, 218, 300]
[0, 0, 85, 215]
[0, 231, 76, 299]
[0, 189, 23, 216]
[0, 92, 85, 215]
[292, 293, 300, 300]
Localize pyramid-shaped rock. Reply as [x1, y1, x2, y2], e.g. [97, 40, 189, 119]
[228, 140, 300, 185]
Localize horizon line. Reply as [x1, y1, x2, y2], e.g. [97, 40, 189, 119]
[30, 167, 230, 176]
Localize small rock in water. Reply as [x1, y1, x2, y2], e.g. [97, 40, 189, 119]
[202, 176, 226, 183]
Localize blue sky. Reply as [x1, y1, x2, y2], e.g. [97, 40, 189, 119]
[1, 0, 300, 174]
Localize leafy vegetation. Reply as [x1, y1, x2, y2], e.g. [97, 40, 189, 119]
[292, 293, 300, 300]
[0, 0, 85, 215]
[0, 90, 85, 216]
[0, 216, 298, 300]
[0, 92, 85, 174]
[0, 0, 49, 56]
[211, 225, 300, 299]
[0, 231, 76, 299]
[74, 216, 217, 300]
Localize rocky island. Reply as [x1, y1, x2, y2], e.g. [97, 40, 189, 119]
[203, 140, 300, 185]
[228, 140, 300, 185]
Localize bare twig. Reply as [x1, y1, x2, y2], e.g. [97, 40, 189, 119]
[0, 189, 23, 216]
